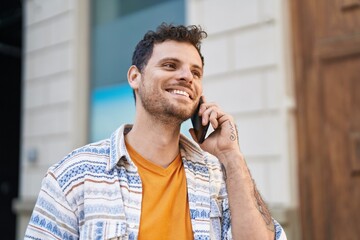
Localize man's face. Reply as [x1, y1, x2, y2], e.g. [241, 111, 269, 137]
[137, 40, 203, 124]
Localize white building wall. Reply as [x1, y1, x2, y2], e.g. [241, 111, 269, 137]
[186, 0, 300, 237]
[15, 0, 89, 239]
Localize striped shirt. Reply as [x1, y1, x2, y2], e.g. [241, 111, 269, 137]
[25, 124, 287, 240]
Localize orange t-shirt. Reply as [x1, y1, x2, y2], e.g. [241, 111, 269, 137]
[125, 142, 193, 240]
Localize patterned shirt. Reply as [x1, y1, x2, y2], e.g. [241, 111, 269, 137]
[25, 124, 287, 240]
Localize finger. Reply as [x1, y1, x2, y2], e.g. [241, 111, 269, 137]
[198, 96, 207, 114]
[201, 106, 216, 125]
[199, 103, 207, 115]
[199, 102, 228, 129]
[202, 104, 221, 115]
[217, 113, 231, 126]
[209, 110, 219, 129]
[201, 95, 207, 102]
[199, 102, 218, 115]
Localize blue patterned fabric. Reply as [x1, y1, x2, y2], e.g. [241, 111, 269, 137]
[24, 124, 287, 240]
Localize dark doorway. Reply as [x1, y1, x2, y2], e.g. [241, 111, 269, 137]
[0, 1, 22, 239]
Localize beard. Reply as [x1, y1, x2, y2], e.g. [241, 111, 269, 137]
[138, 81, 196, 125]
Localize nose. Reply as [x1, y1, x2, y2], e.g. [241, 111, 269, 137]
[178, 67, 193, 84]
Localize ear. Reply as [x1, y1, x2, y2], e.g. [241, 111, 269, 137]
[127, 65, 141, 90]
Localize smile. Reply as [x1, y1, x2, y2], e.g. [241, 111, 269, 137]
[168, 89, 191, 99]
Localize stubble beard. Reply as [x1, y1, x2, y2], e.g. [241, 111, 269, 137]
[138, 84, 195, 125]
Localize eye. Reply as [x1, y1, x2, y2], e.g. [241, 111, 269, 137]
[192, 70, 202, 79]
[163, 62, 176, 69]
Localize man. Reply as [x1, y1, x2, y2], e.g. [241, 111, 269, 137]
[25, 23, 287, 239]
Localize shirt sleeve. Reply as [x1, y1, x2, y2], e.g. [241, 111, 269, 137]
[273, 218, 288, 240]
[24, 171, 79, 240]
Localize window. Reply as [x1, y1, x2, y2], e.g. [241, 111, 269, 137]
[90, 0, 184, 141]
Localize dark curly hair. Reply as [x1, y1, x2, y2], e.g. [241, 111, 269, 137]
[132, 22, 208, 72]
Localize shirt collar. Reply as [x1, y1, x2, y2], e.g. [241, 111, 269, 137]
[108, 124, 133, 171]
[107, 124, 206, 171]
[179, 133, 205, 162]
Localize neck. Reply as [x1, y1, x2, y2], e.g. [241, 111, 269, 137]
[125, 112, 182, 168]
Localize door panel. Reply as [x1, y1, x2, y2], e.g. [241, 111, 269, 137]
[322, 56, 360, 239]
[290, 0, 360, 239]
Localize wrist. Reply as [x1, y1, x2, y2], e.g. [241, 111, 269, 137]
[218, 150, 250, 179]
[218, 149, 243, 166]
[219, 151, 255, 200]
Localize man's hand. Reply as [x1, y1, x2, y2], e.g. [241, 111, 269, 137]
[189, 96, 241, 162]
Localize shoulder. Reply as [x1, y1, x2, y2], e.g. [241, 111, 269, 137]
[47, 139, 112, 190]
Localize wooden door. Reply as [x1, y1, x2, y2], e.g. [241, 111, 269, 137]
[290, 0, 360, 239]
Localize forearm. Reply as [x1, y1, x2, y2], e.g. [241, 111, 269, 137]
[220, 152, 275, 240]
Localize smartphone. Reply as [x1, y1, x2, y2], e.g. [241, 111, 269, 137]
[191, 97, 210, 144]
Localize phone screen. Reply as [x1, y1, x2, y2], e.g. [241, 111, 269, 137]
[191, 98, 210, 143]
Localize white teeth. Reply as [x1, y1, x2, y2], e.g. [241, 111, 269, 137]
[171, 90, 189, 98]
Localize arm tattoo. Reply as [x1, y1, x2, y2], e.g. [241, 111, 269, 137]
[228, 122, 237, 141]
[235, 124, 240, 147]
[252, 179, 275, 232]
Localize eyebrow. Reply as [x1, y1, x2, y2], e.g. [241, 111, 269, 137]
[159, 57, 203, 72]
